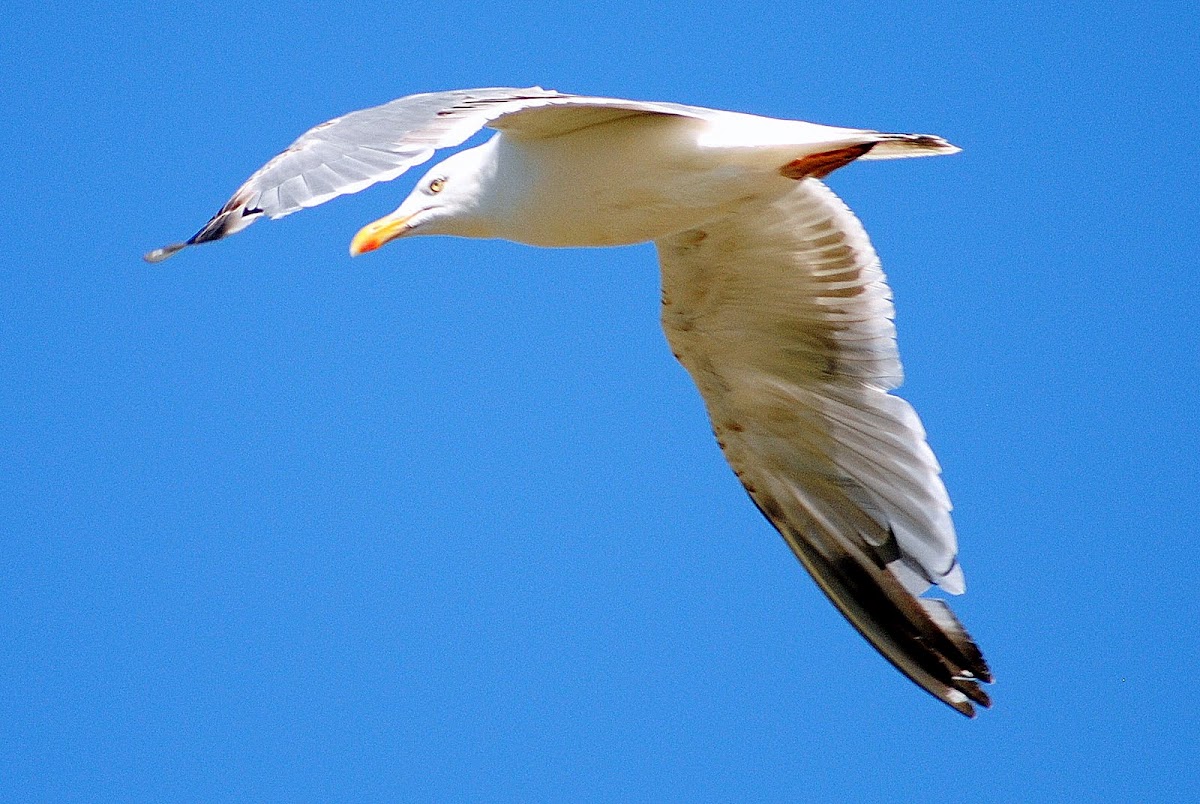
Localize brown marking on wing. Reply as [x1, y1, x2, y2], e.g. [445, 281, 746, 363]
[780, 143, 877, 180]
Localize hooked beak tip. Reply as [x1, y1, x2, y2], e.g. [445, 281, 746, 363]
[348, 235, 379, 257]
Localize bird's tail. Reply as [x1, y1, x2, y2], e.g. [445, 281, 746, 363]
[777, 131, 960, 180]
[860, 132, 962, 159]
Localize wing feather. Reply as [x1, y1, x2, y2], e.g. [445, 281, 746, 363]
[657, 180, 990, 714]
[144, 87, 712, 262]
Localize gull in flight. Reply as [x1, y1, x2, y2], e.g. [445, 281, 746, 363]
[147, 87, 992, 716]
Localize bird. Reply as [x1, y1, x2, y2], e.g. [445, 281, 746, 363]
[146, 86, 992, 716]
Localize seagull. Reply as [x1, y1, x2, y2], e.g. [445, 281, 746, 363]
[147, 87, 992, 716]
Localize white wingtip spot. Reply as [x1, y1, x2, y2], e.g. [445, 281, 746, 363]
[940, 563, 966, 595]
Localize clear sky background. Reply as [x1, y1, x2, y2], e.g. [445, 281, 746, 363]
[3, 1, 1198, 800]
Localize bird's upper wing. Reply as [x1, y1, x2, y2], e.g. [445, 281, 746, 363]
[657, 179, 991, 715]
[144, 87, 716, 262]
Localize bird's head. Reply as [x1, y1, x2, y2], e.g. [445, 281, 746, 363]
[349, 144, 496, 255]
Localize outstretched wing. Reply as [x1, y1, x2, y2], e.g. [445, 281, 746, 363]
[657, 179, 991, 715]
[144, 87, 715, 262]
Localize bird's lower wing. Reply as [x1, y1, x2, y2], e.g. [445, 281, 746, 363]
[656, 180, 991, 715]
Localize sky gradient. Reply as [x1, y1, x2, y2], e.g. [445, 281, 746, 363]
[3, 1, 1198, 800]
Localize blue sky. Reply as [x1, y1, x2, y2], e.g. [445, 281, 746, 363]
[3, 1, 1198, 800]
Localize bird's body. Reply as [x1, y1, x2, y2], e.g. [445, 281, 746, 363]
[147, 87, 992, 716]
[487, 113, 859, 246]
[490, 116, 749, 246]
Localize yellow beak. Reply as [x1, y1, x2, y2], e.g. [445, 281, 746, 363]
[349, 213, 415, 256]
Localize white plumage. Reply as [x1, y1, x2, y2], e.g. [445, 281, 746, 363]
[147, 87, 991, 716]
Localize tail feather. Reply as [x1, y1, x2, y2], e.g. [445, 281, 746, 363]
[860, 132, 961, 160]
[778, 132, 960, 181]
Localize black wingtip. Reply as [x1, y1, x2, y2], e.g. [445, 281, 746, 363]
[756, 503, 994, 719]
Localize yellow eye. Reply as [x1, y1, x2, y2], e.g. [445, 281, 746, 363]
[428, 177, 445, 193]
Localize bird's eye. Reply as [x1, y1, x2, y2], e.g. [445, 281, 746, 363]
[428, 177, 445, 194]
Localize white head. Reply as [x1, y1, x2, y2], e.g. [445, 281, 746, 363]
[349, 143, 497, 255]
